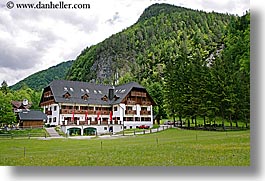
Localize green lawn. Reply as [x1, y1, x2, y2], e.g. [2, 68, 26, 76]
[0, 128, 250, 166]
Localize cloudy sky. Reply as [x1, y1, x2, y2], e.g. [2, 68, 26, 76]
[0, 0, 250, 86]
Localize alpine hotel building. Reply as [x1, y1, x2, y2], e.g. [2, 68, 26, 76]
[39, 80, 155, 135]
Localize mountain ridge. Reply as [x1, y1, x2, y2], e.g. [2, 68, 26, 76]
[10, 60, 73, 91]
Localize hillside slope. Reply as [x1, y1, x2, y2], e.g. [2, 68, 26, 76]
[11, 60, 73, 91]
[66, 3, 231, 85]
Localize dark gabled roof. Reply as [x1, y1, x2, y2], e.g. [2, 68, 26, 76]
[18, 110, 47, 121]
[43, 80, 148, 105]
[111, 81, 145, 104]
[11, 101, 32, 109]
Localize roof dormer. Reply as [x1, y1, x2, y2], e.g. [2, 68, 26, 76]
[101, 95, 108, 102]
[81, 93, 89, 101]
[63, 92, 71, 99]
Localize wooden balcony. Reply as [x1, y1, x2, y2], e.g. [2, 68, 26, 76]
[60, 109, 71, 114]
[40, 99, 55, 106]
[91, 121, 98, 125]
[79, 121, 88, 125]
[86, 110, 96, 114]
[131, 91, 146, 97]
[75, 110, 82, 114]
[60, 109, 96, 115]
[101, 121, 108, 125]
[140, 110, 151, 115]
[100, 110, 110, 115]
[142, 101, 152, 106]
[126, 100, 136, 105]
[63, 120, 122, 126]
[125, 110, 136, 115]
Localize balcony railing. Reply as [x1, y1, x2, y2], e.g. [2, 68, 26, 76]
[125, 110, 136, 115]
[131, 91, 147, 97]
[140, 110, 151, 115]
[142, 101, 152, 106]
[100, 110, 110, 115]
[60, 109, 96, 115]
[62, 121, 121, 126]
[126, 100, 136, 105]
[101, 121, 108, 125]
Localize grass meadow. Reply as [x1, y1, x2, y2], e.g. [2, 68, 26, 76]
[0, 128, 250, 166]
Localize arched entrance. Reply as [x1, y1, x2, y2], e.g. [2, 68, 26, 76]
[83, 127, 97, 136]
[67, 127, 81, 136]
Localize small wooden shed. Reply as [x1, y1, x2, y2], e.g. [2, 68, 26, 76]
[18, 110, 47, 128]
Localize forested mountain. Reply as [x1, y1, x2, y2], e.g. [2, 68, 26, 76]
[66, 3, 250, 126]
[66, 3, 231, 85]
[11, 60, 73, 91]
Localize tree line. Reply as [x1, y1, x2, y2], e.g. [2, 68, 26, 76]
[163, 12, 250, 128]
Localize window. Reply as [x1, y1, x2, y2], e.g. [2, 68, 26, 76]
[61, 105, 67, 109]
[63, 92, 71, 99]
[101, 95, 108, 101]
[81, 94, 89, 101]
[126, 106, 133, 110]
[141, 107, 147, 111]
[104, 127, 107, 131]
[54, 106, 57, 111]
[53, 117, 56, 122]
[114, 106, 117, 111]
[88, 106, 94, 110]
[120, 89, 126, 93]
[80, 106, 88, 110]
[126, 117, 133, 121]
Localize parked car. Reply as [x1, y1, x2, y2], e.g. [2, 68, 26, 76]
[138, 125, 150, 129]
[164, 121, 174, 125]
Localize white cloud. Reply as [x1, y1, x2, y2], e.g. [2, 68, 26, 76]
[0, 0, 249, 86]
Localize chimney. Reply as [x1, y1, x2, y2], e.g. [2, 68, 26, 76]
[108, 87, 114, 100]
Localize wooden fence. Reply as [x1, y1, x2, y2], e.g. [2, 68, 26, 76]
[0, 133, 48, 139]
